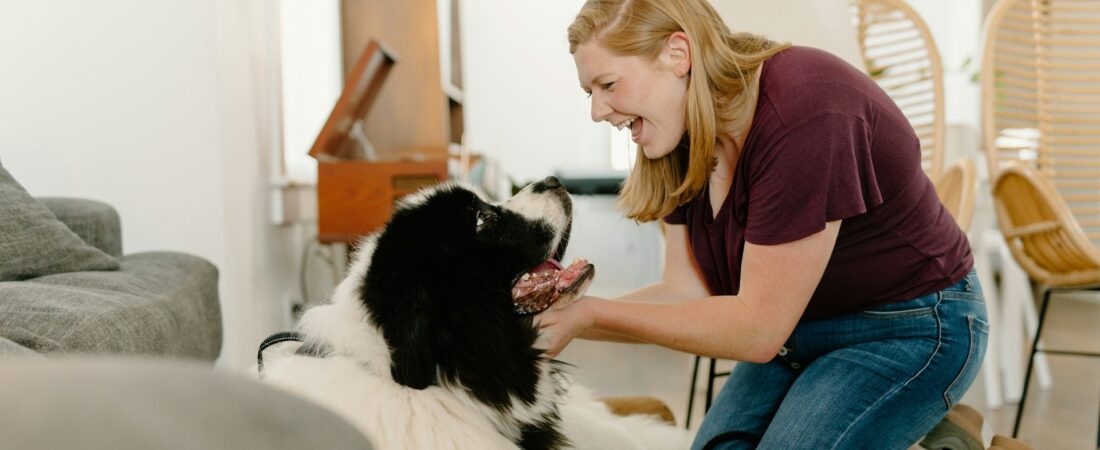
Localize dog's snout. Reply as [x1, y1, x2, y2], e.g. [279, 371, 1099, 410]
[505, 176, 572, 233]
[533, 176, 564, 193]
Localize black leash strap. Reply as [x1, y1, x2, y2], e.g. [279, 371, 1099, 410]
[257, 331, 307, 378]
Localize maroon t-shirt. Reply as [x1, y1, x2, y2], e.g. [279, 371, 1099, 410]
[663, 46, 972, 321]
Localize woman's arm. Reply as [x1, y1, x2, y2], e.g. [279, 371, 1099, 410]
[536, 220, 841, 361]
[562, 223, 711, 343]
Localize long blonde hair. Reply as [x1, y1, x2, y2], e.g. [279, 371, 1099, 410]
[568, 0, 789, 222]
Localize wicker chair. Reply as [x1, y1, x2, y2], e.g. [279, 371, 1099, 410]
[852, 0, 946, 180]
[851, 0, 979, 226]
[980, 0, 1100, 442]
[936, 158, 979, 233]
[850, 0, 979, 227]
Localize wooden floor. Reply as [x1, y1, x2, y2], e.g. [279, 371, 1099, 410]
[559, 293, 1099, 449]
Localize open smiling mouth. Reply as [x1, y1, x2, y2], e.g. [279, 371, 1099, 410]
[511, 258, 595, 315]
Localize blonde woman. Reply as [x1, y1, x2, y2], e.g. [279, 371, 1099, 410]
[534, 1, 989, 449]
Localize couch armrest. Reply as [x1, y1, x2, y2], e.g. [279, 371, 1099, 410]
[37, 198, 122, 258]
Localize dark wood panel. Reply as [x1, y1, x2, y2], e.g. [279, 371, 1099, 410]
[340, 0, 448, 160]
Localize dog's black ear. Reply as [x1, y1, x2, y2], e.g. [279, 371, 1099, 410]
[384, 288, 437, 390]
[390, 314, 435, 389]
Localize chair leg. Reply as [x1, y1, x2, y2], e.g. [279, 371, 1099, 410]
[704, 357, 717, 413]
[686, 355, 700, 429]
[1013, 288, 1052, 438]
[976, 256, 1004, 409]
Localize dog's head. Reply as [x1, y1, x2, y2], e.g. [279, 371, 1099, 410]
[360, 176, 593, 408]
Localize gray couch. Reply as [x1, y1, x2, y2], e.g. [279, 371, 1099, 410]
[0, 197, 222, 360]
[0, 164, 371, 448]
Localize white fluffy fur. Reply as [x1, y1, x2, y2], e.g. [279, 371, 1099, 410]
[256, 183, 692, 450]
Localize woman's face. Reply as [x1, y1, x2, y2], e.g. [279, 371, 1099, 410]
[573, 35, 690, 159]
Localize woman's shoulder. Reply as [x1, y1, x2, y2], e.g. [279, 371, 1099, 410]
[759, 46, 879, 125]
[765, 46, 862, 81]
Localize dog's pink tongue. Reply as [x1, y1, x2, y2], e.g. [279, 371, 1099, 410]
[556, 259, 588, 289]
[531, 259, 563, 275]
[512, 259, 590, 315]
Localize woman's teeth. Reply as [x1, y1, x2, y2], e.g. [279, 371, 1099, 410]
[615, 117, 636, 130]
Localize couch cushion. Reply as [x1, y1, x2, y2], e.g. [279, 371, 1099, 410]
[39, 197, 123, 258]
[0, 336, 43, 357]
[0, 252, 221, 360]
[0, 358, 374, 450]
[0, 160, 119, 281]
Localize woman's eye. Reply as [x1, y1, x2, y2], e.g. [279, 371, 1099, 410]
[602, 82, 615, 91]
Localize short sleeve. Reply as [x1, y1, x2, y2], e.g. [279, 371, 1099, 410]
[744, 112, 884, 245]
[662, 202, 689, 225]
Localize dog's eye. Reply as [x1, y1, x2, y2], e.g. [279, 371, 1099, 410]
[476, 210, 494, 231]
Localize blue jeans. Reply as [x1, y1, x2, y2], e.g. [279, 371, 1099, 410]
[692, 269, 989, 450]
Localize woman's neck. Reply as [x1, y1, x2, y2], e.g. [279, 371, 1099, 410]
[713, 63, 763, 181]
[708, 63, 763, 219]
[712, 137, 738, 182]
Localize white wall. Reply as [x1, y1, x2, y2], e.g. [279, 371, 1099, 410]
[0, 0, 311, 370]
[0, 0, 226, 260]
[908, 0, 984, 130]
[279, 0, 342, 184]
[713, 0, 864, 69]
[461, 0, 609, 187]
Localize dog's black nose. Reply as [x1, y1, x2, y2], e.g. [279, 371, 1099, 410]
[531, 176, 564, 193]
[531, 176, 567, 194]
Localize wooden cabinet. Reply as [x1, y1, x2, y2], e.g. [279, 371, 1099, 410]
[316, 159, 447, 243]
[307, 2, 463, 244]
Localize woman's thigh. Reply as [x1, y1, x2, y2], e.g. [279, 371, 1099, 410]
[690, 358, 797, 450]
[757, 287, 988, 449]
[694, 271, 988, 450]
[757, 338, 946, 449]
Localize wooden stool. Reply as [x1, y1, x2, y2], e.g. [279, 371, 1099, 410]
[600, 396, 676, 426]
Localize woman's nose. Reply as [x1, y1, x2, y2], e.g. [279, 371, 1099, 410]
[590, 94, 612, 123]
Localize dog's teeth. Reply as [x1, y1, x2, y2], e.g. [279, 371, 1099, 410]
[521, 273, 530, 281]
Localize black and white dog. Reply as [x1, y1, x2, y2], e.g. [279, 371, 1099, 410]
[256, 177, 691, 449]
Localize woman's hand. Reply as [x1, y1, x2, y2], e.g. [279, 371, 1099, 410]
[533, 295, 599, 358]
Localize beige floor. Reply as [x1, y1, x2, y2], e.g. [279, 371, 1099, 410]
[558, 294, 1099, 449]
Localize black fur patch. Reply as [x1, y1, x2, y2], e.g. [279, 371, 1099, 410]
[360, 182, 570, 417]
[518, 414, 571, 450]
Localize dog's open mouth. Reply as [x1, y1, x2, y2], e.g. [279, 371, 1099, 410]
[512, 259, 595, 315]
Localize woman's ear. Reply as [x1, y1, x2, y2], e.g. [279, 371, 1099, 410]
[663, 31, 692, 78]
